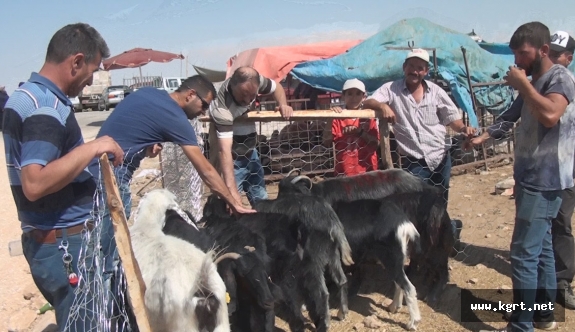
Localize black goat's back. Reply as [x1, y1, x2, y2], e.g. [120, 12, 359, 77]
[309, 169, 428, 204]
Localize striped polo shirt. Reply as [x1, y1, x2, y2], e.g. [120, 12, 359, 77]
[368, 79, 460, 171]
[2, 73, 95, 230]
[209, 74, 276, 138]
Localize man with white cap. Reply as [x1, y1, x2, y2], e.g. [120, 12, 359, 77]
[550, 30, 575, 66]
[364, 49, 475, 202]
[363, 48, 475, 249]
[470, 30, 575, 310]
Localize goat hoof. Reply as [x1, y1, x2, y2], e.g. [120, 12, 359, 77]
[425, 294, 438, 305]
[407, 319, 420, 331]
[388, 302, 400, 314]
[336, 309, 347, 321]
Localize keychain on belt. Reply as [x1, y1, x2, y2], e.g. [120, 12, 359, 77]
[59, 240, 79, 287]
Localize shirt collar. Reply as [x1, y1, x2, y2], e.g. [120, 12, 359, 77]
[402, 78, 431, 93]
[28, 72, 73, 107]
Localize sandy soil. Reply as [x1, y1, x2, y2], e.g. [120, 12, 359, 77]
[2, 151, 574, 331]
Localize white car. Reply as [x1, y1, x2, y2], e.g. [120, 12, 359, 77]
[97, 85, 128, 111]
[69, 96, 83, 112]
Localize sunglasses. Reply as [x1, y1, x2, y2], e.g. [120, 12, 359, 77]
[183, 84, 211, 111]
[196, 93, 210, 111]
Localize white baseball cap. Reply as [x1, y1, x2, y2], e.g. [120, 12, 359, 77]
[406, 48, 430, 63]
[342, 78, 366, 93]
[550, 31, 575, 53]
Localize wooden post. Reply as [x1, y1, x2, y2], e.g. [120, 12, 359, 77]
[99, 154, 152, 332]
[378, 119, 393, 170]
[198, 109, 380, 123]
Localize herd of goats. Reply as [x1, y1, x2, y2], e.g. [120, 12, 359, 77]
[130, 169, 456, 332]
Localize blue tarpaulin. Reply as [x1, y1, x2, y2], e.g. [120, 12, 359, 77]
[290, 18, 519, 128]
[478, 41, 575, 73]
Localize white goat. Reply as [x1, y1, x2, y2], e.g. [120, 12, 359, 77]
[130, 189, 230, 332]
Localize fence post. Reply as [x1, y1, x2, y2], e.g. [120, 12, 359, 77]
[99, 153, 152, 332]
[379, 120, 393, 169]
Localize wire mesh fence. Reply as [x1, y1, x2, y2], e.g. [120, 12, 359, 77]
[65, 119, 206, 331]
[64, 80, 519, 331]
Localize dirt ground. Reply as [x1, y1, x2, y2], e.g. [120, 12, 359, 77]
[2, 152, 575, 331]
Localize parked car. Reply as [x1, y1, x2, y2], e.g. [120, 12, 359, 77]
[80, 70, 111, 110]
[123, 84, 138, 98]
[97, 85, 128, 111]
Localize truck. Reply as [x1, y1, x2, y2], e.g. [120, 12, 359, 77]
[78, 70, 111, 111]
[123, 76, 186, 97]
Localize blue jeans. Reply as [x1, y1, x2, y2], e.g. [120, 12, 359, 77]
[22, 228, 97, 331]
[509, 184, 562, 331]
[234, 149, 268, 206]
[401, 152, 451, 206]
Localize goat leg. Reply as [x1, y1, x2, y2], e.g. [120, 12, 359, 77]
[300, 262, 330, 332]
[327, 252, 349, 320]
[388, 282, 404, 314]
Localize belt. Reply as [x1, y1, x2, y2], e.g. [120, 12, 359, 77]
[27, 222, 94, 244]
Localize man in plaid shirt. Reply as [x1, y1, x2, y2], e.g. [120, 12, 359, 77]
[364, 48, 476, 243]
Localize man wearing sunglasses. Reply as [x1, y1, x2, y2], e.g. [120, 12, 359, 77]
[209, 66, 293, 206]
[92, 74, 254, 217]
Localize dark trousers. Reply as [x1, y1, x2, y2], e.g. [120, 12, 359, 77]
[553, 186, 575, 284]
[22, 229, 98, 331]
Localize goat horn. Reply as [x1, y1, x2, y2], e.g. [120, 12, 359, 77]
[244, 246, 256, 252]
[290, 175, 312, 189]
[286, 168, 302, 177]
[214, 252, 241, 264]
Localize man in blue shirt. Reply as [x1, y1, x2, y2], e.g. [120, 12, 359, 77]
[2, 23, 123, 330]
[94, 75, 254, 216]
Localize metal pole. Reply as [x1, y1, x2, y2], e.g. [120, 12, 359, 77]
[433, 49, 438, 83]
[460, 47, 478, 115]
[461, 46, 488, 170]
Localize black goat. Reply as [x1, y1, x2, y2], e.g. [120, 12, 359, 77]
[332, 188, 453, 331]
[202, 196, 311, 332]
[162, 209, 277, 332]
[308, 168, 428, 205]
[253, 184, 352, 332]
[283, 174, 455, 330]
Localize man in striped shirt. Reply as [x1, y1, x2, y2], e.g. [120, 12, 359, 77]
[2, 23, 123, 330]
[364, 49, 475, 205]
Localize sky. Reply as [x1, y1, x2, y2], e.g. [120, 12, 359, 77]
[1, 0, 574, 93]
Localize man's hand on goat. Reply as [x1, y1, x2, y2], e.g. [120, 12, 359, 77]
[276, 104, 294, 120]
[91, 135, 125, 167]
[228, 201, 256, 215]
